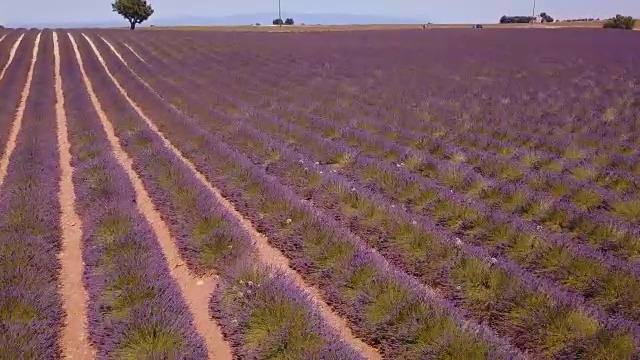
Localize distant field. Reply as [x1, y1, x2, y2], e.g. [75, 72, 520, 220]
[0, 27, 639, 358]
[143, 20, 640, 31]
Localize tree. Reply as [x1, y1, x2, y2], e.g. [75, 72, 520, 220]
[284, 18, 294, 25]
[112, 0, 154, 30]
[603, 14, 636, 30]
[273, 18, 284, 25]
[539, 12, 554, 23]
[499, 15, 536, 24]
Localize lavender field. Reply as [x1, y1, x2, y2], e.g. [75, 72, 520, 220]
[0, 27, 639, 359]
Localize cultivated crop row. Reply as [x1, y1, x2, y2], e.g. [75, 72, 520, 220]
[61, 32, 210, 358]
[2, 27, 639, 358]
[0, 30, 62, 358]
[123, 34, 640, 265]
[118, 29, 640, 174]
[69, 32, 371, 358]
[95, 31, 638, 357]
[86, 32, 523, 358]
[0, 31, 21, 70]
[122, 50, 640, 333]
[0, 32, 29, 152]
[118, 32, 640, 266]
[1, 27, 369, 358]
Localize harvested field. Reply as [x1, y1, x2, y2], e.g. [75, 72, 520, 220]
[0, 27, 639, 359]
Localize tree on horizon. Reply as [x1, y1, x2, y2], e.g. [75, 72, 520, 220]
[112, 0, 154, 30]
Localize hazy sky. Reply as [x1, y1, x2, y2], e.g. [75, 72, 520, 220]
[2, 0, 638, 26]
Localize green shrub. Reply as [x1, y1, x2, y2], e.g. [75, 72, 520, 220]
[603, 14, 636, 29]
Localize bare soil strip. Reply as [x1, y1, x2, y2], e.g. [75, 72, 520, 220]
[0, 33, 25, 82]
[92, 34, 381, 360]
[123, 42, 147, 63]
[52, 31, 95, 360]
[0, 33, 39, 192]
[68, 33, 233, 360]
[101, 38, 146, 65]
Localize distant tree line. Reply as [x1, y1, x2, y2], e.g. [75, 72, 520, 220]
[538, 12, 554, 23]
[603, 14, 636, 29]
[273, 18, 295, 25]
[560, 18, 599, 22]
[499, 12, 553, 24]
[499, 15, 536, 24]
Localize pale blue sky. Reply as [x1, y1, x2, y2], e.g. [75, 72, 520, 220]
[1, 0, 638, 26]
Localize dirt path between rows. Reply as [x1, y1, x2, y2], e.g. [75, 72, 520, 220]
[92, 34, 381, 359]
[0, 33, 24, 83]
[52, 31, 96, 360]
[122, 42, 147, 63]
[0, 33, 39, 193]
[68, 33, 233, 360]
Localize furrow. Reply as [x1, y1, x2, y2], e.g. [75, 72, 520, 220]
[52, 31, 95, 359]
[97, 30, 639, 357]
[87, 33, 381, 360]
[88, 32, 524, 359]
[118, 32, 640, 270]
[0, 33, 25, 82]
[123, 42, 146, 63]
[114, 38, 640, 334]
[67, 32, 222, 359]
[0, 30, 64, 358]
[0, 32, 38, 202]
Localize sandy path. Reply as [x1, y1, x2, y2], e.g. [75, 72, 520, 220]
[100, 37, 146, 65]
[68, 33, 232, 360]
[123, 42, 147, 63]
[91, 34, 381, 360]
[0, 33, 25, 82]
[0, 33, 39, 193]
[52, 32, 96, 360]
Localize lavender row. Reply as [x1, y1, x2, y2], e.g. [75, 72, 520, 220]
[208, 29, 640, 162]
[138, 53, 640, 356]
[0, 31, 32, 155]
[141, 62, 640, 327]
[0, 31, 20, 70]
[123, 38, 640, 274]
[278, 70, 640, 186]
[92, 34, 252, 277]
[120, 30, 640, 179]
[0, 31, 63, 358]
[260, 95, 640, 256]
[111, 28, 640, 268]
[60, 33, 209, 358]
[211, 262, 364, 359]
[99, 30, 640, 358]
[176, 29, 640, 155]
[173, 31, 640, 194]
[207, 53, 640, 224]
[119, 33, 640, 244]
[87, 32, 521, 359]
[106, 34, 640, 328]
[88, 32, 375, 359]
[76, 32, 367, 358]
